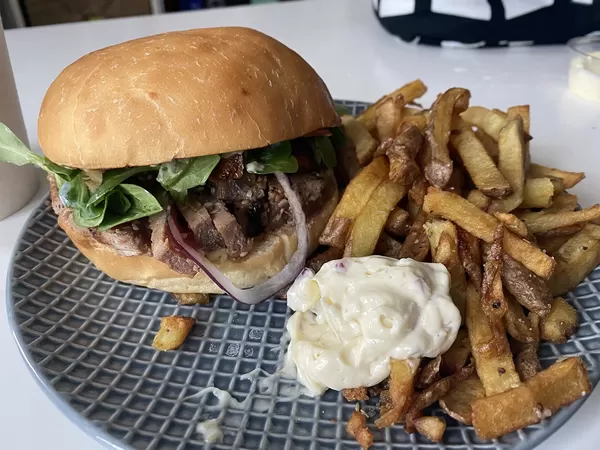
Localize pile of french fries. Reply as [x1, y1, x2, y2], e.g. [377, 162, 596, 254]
[319, 80, 597, 448]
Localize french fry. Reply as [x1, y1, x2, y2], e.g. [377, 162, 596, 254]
[423, 189, 555, 278]
[493, 212, 529, 238]
[385, 124, 423, 185]
[399, 114, 428, 132]
[501, 254, 553, 317]
[507, 105, 530, 134]
[441, 328, 471, 375]
[546, 192, 579, 213]
[341, 115, 379, 166]
[375, 95, 404, 141]
[417, 356, 442, 389]
[320, 156, 389, 248]
[467, 189, 491, 210]
[492, 108, 507, 118]
[413, 416, 446, 443]
[152, 316, 195, 351]
[405, 363, 474, 432]
[358, 79, 428, 131]
[457, 227, 482, 287]
[172, 293, 210, 305]
[481, 225, 507, 342]
[466, 282, 521, 396]
[503, 294, 537, 343]
[345, 178, 407, 257]
[375, 359, 419, 428]
[461, 106, 508, 140]
[347, 409, 374, 450]
[423, 88, 471, 188]
[424, 219, 467, 319]
[384, 207, 409, 238]
[490, 118, 526, 212]
[537, 234, 573, 255]
[522, 205, 600, 235]
[306, 247, 344, 273]
[439, 374, 485, 425]
[408, 176, 429, 219]
[376, 232, 403, 257]
[515, 343, 542, 381]
[521, 178, 554, 209]
[472, 357, 591, 439]
[528, 163, 585, 189]
[343, 388, 369, 402]
[451, 128, 511, 198]
[474, 128, 499, 159]
[398, 210, 430, 262]
[540, 297, 578, 343]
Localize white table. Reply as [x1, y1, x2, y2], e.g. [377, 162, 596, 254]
[1, 0, 600, 449]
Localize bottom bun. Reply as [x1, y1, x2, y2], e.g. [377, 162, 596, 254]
[59, 187, 338, 294]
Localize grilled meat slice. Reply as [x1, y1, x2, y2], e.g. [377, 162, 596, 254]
[206, 201, 252, 258]
[149, 209, 199, 275]
[178, 198, 225, 252]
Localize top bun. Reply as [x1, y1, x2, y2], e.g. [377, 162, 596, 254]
[38, 27, 339, 169]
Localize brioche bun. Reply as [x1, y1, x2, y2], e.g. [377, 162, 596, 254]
[59, 187, 338, 294]
[38, 27, 339, 169]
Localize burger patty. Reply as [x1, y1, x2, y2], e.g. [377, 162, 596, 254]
[48, 171, 335, 273]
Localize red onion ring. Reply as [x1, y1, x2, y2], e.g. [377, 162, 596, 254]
[167, 172, 309, 304]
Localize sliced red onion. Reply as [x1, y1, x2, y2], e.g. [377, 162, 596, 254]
[167, 172, 309, 305]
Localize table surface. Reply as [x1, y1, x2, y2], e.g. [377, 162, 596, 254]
[2, 0, 600, 449]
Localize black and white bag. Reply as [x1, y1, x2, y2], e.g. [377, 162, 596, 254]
[373, 0, 600, 47]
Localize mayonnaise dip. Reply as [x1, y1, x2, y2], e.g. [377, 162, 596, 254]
[284, 256, 461, 396]
[569, 50, 600, 103]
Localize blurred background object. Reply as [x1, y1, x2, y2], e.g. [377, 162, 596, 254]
[0, 0, 300, 28]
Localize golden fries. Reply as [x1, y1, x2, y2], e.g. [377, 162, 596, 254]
[341, 115, 379, 166]
[423, 189, 555, 278]
[472, 357, 591, 439]
[345, 178, 407, 257]
[501, 254, 553, 317]
[493, 212, 529, 238]
[375, 359, 419, 428]
[441, 328, 471, 375]
[457, 227, 482, 287]
[398, 210, 430, 262]
[358, 79, 427, 131]
[384, 124, 423, 185]
[503, 294, 537, 343]
[481, 225, 507, 341]
[416, 356, 442, 389]
[451, 128, 511, 198]
[522, 205, 600, 235]
[439, 374, 485, 425]
[490, 118, 526, 212]
[375, 95, 404, 141]
[528, 163, 585, 189]
[384, 207, 409, 238]
[347, 409, 374, 450]
[540, 297, 578, 343]
[152, 316, 195, 351]
[423, 88, 470, 188]
[320, 156, 389, 248]
[461, 106, 508, 140]
[413, 417, 446, 443]
[521, 177, 554, 208]
[424, 220, 467, 319]
[466, 282, 521, 396]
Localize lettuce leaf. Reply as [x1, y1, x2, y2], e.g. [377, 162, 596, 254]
[245, 141, 298, 174]
[157, 154, 221, 202]
[97, 184, 162, 231]
[311, 136, 337, 169]
[0, 123, 80, 181]
[88, 166, 157, 205]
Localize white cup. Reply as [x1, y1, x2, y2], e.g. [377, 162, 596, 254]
[0, 18, 39, 220]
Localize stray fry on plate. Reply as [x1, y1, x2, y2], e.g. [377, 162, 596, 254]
[347, 409, 374, 450]
[343, 387, 369, 402]
[412, 416, 446, 443]
[171, 293, 210, 305]
[152, 316, 195, 351]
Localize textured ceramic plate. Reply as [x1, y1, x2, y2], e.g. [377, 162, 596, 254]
[7, 101, 600, 450]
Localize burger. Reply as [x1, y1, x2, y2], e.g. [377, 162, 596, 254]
[0, 27, 343, 304]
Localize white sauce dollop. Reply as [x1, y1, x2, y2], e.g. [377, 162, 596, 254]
[569, 50, 600, 103]
[284, 256, 461, 396]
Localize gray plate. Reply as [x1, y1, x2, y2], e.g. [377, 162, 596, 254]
[6, 101, 600, 450]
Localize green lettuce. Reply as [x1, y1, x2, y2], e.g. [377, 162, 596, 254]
[245, 141, 298, 174]
[157, 154, 221, 203]
[311, 136, 337, 169]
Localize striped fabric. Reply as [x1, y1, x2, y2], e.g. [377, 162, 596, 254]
[373, 0, 600, 47]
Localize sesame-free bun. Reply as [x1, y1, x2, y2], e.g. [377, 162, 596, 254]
[59, 187, 338, 294]
[38, 27, 339, 169]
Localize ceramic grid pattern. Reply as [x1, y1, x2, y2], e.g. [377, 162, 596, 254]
[7, 101, 600, 450]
